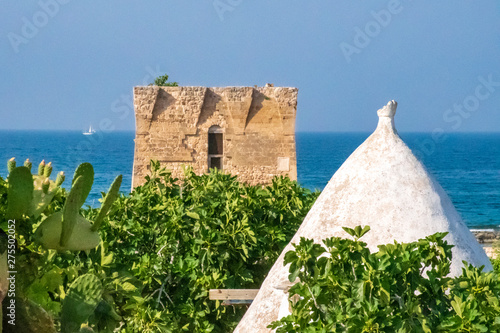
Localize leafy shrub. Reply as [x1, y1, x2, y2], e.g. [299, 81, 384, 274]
[491, 241, 500, 273]
[270, 226, 500, 333]
[95, 162, 318, 331]
[151, 74, 178, 87]
[1, 160, 318, 332]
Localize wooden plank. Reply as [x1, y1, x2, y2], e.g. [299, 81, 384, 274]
[222, 300, 253, 305]
[209, 289, 259, 301]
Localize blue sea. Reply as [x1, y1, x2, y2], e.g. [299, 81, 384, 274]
[0, 130, 499, 229]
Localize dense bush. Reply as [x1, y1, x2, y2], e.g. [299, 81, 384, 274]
[270, 226, 500, 333]
[1, 160, 318, 332]
[96, 161, 317, 331]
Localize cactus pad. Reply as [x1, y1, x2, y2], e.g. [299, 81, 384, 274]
[72, 163, 94, 207]
[43, 162, 53, 177]
[42, 178, 50, 194]
[35, 212, 101, 251]
[7, 157, 16, 173]
[56, 171, 65, 186]
[60, 176, 85, 247]
[61, 274, 103, 333]
[30, 176, 59, 218]
[24, 158, 32, 171]
[38, 160, 46, 176]
[7, 166, 34, 219]
[91, 174, 122, 231]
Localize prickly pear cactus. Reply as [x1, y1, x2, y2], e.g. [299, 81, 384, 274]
[2, 159, 122, 332]
[38, 160, 45, 176]
[6, 166, 34, 219]
[34, 163, 122, 251]
[60, 274, 102, 333]
[43, 162, 53, 177]
[7, 157, 16, 173]
[91, 174, 122, 231]
[35, 174, 100, 251]
[6, 159, 66, 220]
[55, 171, 65, 186]
[72, 163, 94, 208]
[60, 176, 86, 247]
[30, 175, 59, 218]
[34, 212, 101, 251]
[24, 158, 32, 171]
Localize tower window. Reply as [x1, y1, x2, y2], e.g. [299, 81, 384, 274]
[209, 157, 222, 170]
[208, 132, 223, 155]
[208, 126, 223, 170]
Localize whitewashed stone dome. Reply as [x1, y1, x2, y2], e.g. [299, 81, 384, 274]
[234, 100, 492, 332]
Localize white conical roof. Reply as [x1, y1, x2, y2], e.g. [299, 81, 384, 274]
[235, 100, 492, 332]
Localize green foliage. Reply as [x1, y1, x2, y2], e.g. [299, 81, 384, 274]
[31, 173, 61, 218]
[2, 297, 57, 333]
[93, 161, 317, 331]
[24, 158, 33, 171]
[151, 74, 179, 87]
[92, 175, 122, 231]
[34, 162, 121, 251]
[7, 157, 16, 173]
[60, 176, 86, 247]
[490, 241, 500, 273]
[0, 159, 317, 332]
[35, 212, 102, 251]
[1, 158, 122, 332]
[6, 156, 499, 332]
[5, 159, 66, 220]
[44, 162, 53, 177]
[61, 274, 103, 333]
[72, 162, 95, 207]
[55, 171, 65, 186]
[6, 166, 34, 219]
[270, 227, 500, 333]
[38, 160, 45, 176]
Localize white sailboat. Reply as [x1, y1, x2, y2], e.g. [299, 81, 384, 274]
[83, 124, 96, 136]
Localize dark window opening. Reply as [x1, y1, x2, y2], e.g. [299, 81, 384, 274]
[209, 157, 222, 170]
[208, 129, 223, 171]
[208, 133, 223, 155]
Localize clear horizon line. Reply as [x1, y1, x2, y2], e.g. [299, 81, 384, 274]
[0, 129, 499, 134]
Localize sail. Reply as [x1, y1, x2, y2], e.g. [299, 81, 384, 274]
[83, 124, 95, 135]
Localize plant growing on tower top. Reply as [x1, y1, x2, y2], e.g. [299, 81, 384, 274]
[151, 73, 178, 87]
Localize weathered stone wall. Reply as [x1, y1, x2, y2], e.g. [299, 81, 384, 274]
[132, 86, 298, 188]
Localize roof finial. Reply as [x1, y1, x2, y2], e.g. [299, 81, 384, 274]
[377, 100, 397, 118]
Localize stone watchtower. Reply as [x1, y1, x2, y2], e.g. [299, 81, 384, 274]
[132, 86, 298, 188]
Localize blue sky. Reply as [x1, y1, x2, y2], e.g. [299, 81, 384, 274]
[1, 1, 500, 132]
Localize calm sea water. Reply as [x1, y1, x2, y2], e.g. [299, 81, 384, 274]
[0, 130, 498, 228]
